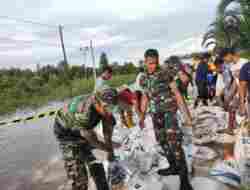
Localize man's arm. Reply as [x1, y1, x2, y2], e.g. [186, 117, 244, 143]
[94, 102, 113, 123]
[239, 80, 248, 115]
[239, 64, 249, 116]
[170, 81, 192, 126]
[80, 129, 109, 151]
[139, 94, 149, 129]
[224, 79, 238, 110]
[134, 73, 149, 128]
[79, 102, 114, 152]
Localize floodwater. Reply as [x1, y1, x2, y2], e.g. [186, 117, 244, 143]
[0, 102, 63, 180]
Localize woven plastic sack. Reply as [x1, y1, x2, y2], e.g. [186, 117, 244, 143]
[234, 119, 250, 186]
[191, 177, 232, 190]
[216, 74, 225, 97]
[210, 160, 241, 188]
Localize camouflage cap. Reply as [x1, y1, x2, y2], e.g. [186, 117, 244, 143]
[163, 56, 182, 80]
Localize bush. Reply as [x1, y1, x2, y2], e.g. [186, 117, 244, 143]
[0, 73, 137, 115]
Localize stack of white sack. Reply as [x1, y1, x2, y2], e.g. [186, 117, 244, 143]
[110, 116, 184, 190]
[191, 177, 234, 190]
[210, 160, 241, 188]
[191, 106, 233, 145]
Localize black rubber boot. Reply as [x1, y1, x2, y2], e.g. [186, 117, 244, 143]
[157, 167, 178, 176]
[89, 163, 110, 190]
[158, 144, 178, 176]
[180, 174, 194, 190]
[177, 149, 194, 190]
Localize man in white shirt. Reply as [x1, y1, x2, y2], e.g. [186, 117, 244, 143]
[221, 48, 248, 133]
[230, 49, 248, 82]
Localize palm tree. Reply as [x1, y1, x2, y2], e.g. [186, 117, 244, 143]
[203, 0, 250, 50]
[218, 0, 240, 15]
[202, 13, 241, 48]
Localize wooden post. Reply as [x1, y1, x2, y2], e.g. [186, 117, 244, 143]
[90, 40, 97, 92]
[59, 25, 68, 64]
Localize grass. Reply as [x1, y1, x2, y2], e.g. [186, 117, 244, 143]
[241, 51, 250, 60]
[0, 74, 136, 116]
[240, 186, 250, 190]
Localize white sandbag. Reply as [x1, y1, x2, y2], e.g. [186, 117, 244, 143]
[192, 133, 215, 145]
[234, 123, 250, 161]
[161, 175, 180, 190]
[234, 120, 250, 186]
[192, 146, 217, 161]
[210, 160, 241, 188]
[108, 161, 131, 186]
[136, 152, 155, 173]
[216, 74, 225, 97]
[128, 174, 180, 190]
[128, 175, 162, 190]
[191, 177, 232, 190]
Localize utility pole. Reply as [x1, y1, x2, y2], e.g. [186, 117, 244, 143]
[90, 40, 97, 92]
[59, 25, 68, 64]
[80, 46, 89, 78]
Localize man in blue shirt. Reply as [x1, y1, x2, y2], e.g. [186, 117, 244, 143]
[194, 53, 209, 108]
[239, 62, 250, 117]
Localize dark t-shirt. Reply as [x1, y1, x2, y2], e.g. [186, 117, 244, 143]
[239, 62, 250, 93]
[195, 62, 208, 82]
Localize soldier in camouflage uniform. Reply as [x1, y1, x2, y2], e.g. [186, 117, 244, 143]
[136, 49, 193, 190]
[53, 88, 118, 190]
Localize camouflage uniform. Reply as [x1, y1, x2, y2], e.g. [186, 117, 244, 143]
[136, 65, 193, 190]
[54, 95, 114, 190]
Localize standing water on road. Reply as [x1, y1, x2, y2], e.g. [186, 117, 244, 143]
[0, 102, 64, 180]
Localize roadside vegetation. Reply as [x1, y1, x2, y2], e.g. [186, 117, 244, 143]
[0, 52, 138, 115]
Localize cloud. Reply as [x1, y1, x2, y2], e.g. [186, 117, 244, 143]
[162, 35, 205, 56]
[0, 0, 221, 69]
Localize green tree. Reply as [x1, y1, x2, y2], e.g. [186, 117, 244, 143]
[99, 52, 109, 71]
[123, 62, 136, 74]
[204, 0, 250, 49]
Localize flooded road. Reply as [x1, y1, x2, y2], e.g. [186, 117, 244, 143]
[0, 102, 63, 179]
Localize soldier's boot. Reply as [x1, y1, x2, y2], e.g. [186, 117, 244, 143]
[175, 147, 193, 190]
[89, 163, 110, 190]
[157, 143, 178, 176]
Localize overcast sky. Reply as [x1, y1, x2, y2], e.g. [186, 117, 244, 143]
[0, 0, 220, 70]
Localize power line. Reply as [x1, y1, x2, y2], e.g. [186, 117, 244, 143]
[35, 48, 81, 64]
[0, 15, 57, 28]
[0, 15, 91, 33]
[0, 36, 80, 49]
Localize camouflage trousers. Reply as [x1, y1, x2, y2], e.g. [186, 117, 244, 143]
[57, 140, 110, 190]
[54, 121, 110, 190]
[151, 112, 193, 190]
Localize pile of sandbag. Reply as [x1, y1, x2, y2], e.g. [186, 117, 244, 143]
[109, 116, 185, 190]
[234, 119, 250, 187]
[191, 106, 236, 145]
